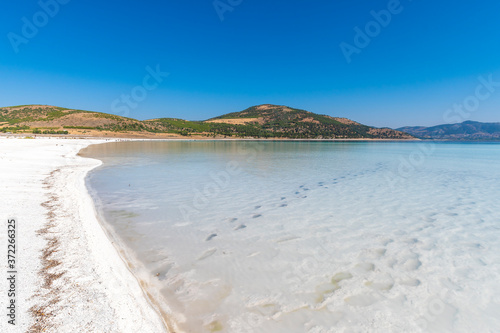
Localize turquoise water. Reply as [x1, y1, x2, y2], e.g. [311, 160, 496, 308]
[81, 141, 500, 333]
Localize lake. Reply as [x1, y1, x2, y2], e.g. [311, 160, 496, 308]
[80, 140, 500, 333]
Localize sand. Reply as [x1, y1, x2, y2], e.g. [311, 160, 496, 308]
[0, 136, 168, 332]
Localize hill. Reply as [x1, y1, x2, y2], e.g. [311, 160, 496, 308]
[204, 104, 413, 139]
[397, 121, 500, 141]
[0, 105, 190, 138]
[0, 104, 414, 139]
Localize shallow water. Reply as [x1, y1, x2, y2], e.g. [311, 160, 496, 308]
[81, 141, 500, 333]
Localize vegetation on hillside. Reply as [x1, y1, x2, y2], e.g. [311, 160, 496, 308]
[209, 105, 412, 139]
[0, 104, 414, 139]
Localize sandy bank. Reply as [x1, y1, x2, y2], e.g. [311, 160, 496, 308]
[0, 137, 167, 332]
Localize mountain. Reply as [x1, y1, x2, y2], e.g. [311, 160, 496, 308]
[0, 104, 414, 139]
[397, 121, 500, 141]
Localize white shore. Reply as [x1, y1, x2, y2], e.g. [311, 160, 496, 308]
[0, 137, 168, 332]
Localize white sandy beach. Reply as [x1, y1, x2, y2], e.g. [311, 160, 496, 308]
[0, 137, 168, 333]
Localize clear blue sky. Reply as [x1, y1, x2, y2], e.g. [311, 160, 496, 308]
[1, 0, 500, 128]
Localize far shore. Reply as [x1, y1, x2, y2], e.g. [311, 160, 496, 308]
[0, 132, 421, 141]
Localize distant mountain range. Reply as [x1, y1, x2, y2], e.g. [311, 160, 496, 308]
[0, 104, 413, 140]
[397, 121, 500, 141]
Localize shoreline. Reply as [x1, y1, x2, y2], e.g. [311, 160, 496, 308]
[83, 164, 180, 332]
[0, 137, 167, 332]
[0, 132, 421, 141]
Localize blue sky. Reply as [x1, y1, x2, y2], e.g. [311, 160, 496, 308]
[1, 0, 500, 128]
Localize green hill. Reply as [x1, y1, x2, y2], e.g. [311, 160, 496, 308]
[205, 104, 414, 139]
[0, 104, 414, 139]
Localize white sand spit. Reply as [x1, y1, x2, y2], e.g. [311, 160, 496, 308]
[0, 137, 168, 333]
